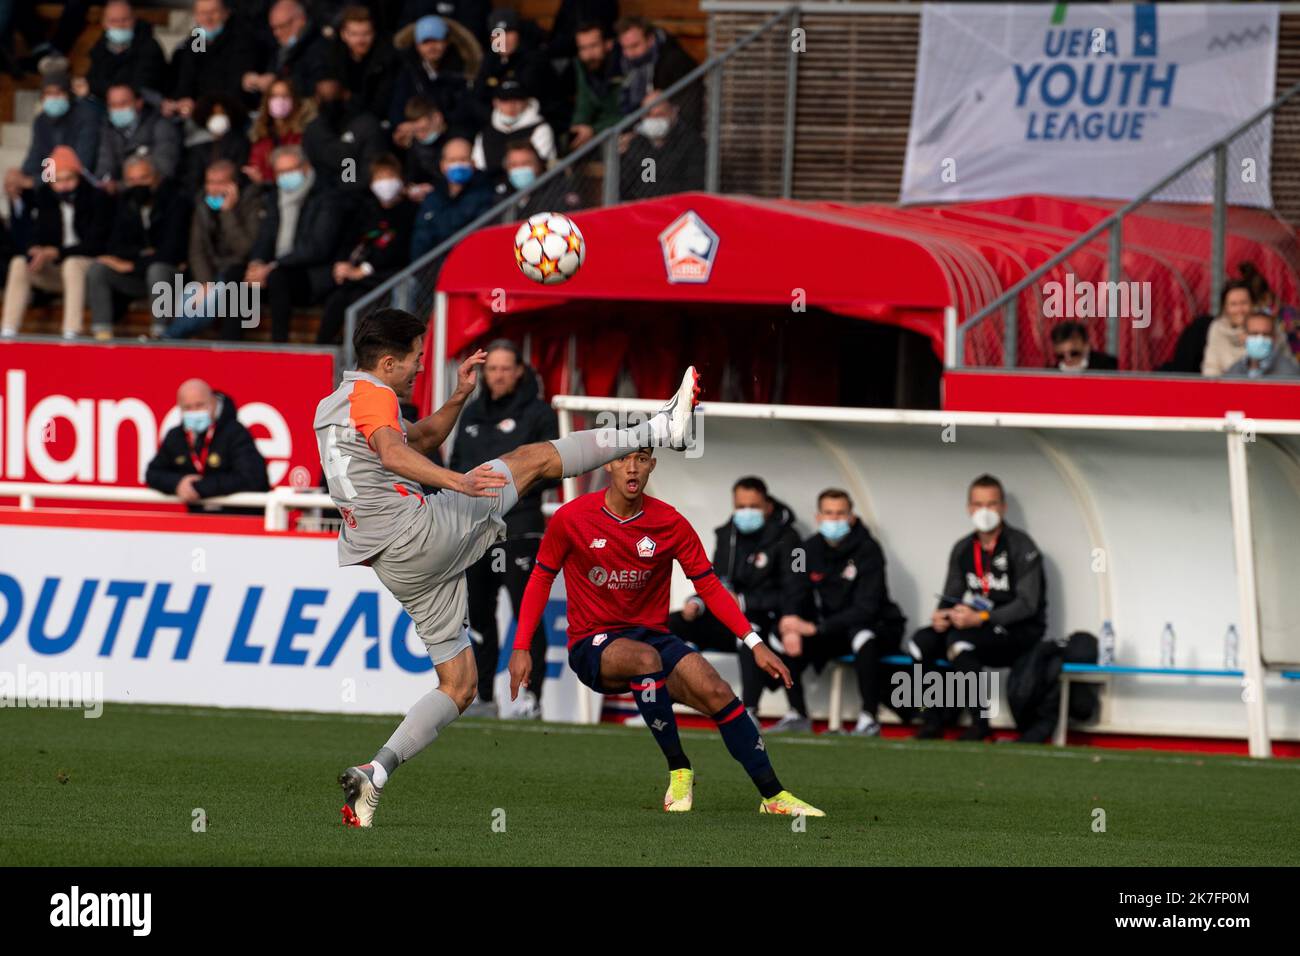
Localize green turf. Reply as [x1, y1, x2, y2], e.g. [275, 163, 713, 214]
[5, 703, 1298, 866]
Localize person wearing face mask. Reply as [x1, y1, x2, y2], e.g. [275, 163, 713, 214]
[497, 140, 579, 218]
[243, 145, 347, 341]
[1047, 321, 1118, 373]
[316, 155, 418, 345]
[302, 78, 384, 200]
[1202, 276, 1288, 377]
[470, 79, 556, 182]
[85, 155, 191, 340]
[179, 94, 251, 194]
[669, 476, 801, 728]
[16, 57, 101, 192]
[617, 90, 704, 200]
[397, 97, 449, 197]
[615, 16, 700, 129]
[409, 136, 495, 260]
[145, 378, 270, 510]
[245, 80, 314, 184]
[1223, 311, 1300, 379]
[1, 146, 112, 338]
[86, 1, 168, 105]
[909, 474, 1047, 742]
[468, 8, 555, 129]
[94, 82, 181, 185]
[165, 0, 259, 120]
[242, 0, 326, 100]
[768, 489, 907, 736]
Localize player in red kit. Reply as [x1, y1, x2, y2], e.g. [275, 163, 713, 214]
[509, 448, 825, 817]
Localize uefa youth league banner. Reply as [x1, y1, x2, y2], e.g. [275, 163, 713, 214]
[901, 3, 1279, 205]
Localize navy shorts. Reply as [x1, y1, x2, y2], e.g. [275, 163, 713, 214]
[568, 627, 697, 693]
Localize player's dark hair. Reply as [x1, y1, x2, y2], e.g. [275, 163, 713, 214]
[1050, 321, 1089, 346]
[733, 476, 769, 499]
[969, 474, 1005, 502]
[484, 338, 522, 365]
[615, 15, 652, 37]
[575, 20, 610, 40]
[354, 308, 426, 369]
[817, 488, 852, 509]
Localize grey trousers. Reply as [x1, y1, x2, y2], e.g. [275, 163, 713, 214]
[85, 260, 177, 334]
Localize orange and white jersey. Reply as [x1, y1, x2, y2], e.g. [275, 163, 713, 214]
[313, 370, 425, 566]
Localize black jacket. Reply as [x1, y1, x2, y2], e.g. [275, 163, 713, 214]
[87, 19, 170, 103]
[105, 181, 192, 272]
[145, 393, 271, 502]
[169, 17, 261, 104]
[711, 497, 800, 624]
[784, 520, 906, 642]
[939, 525, 1047, 639]
[26, 182, 114, 259]
[619, 126, 705, 199]
[320, 36, 400, 121]
[251, 174, 348, 296]
[389, 44, 469, 127]
[259, 20, 329, 98]
[342, 196, 418, 278]
[448, 368, 558, 535]
[302, 106, 385, 195]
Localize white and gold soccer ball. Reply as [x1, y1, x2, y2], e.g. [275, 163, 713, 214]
[513, 212, 585, 284]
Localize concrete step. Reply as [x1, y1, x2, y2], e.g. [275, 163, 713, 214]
[15, 90, 40, 118]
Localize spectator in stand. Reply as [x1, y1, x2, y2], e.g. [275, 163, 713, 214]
[471, 78, 555, 181]
[770, 489, 908, 737]
[244, 145, 345, 341]
[549, 0, 619, 60]
[319, 6, 398, 123]
[1202, 279, 1286, 377]
[615, 16, 699, 129]
[316, 155, 418, 344]
[242, 0, 325, 100]
[85, 1, 168, 105]
[1224, 311, 1300, 379]
[165, 159, 259, 340]
[499, 140, 578, 218]
[409, 136, 494, 259]
[1, 2, 94, 76]
[397, 96, 450, 198]
[1162, 281, 1248, 374]
[165, 0, 260, 119]
[470, 8, 554, 128]
[618, 91, 703, 199]
[1, 146, 112, 338]
[449, 339, 559, 718]
[569, 21, 622, 150]
[85, 154, 191, 340]
[95, 82, 181, 185]
[399, 0, 492, 48]
[14, 56, 101, 188]
[178, 93, 251, 193]
[244, 78, 314, 184]
[1047, 320, 1118, 372]
[302, 76, 385, 202]
[145, 378, 270, 508]
[390, 15, 471, 131]
[909, 474, 1047, 741]
[670, 476, 799, 728]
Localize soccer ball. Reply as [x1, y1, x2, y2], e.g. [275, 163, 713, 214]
[514, 212, 585, 284]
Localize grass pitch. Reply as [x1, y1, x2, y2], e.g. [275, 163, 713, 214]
[5, 703, 1298, 866]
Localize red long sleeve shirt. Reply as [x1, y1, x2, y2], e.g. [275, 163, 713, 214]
[513, 491, 754, 651]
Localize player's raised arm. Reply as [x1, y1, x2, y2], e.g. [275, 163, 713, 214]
[371, 427, 506, 496]
[406, 350, 487, 454]
[509, 510, 572, 699]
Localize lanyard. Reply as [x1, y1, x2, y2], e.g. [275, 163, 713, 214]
[972, 535, 999, 596]
[186, 425, 216, 475]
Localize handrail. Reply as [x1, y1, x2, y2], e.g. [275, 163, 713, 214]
[339, 4, 800, 371]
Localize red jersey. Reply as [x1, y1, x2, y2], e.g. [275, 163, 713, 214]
[513, 491, 753, 650]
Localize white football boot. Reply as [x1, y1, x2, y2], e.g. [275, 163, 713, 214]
[656, 366, 701, 451]
[339, 764, 383, 828]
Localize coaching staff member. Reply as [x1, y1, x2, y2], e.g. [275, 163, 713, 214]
[449, 340, 558, 717]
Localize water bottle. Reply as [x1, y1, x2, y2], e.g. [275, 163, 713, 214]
[1224, 624, 1239, 670]
[1160, 622, 1176, 668]
[1098, 621, 1116, 666]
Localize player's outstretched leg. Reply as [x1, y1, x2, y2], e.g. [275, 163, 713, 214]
[339, 646, 476, 828]
[667, 654, 825, 817]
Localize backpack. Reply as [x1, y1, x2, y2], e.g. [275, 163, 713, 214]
[1007, 631, 1101, 740]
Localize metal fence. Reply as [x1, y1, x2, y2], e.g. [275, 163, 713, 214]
[954, 78, 1300, 372]
[340, 5, 801, 371]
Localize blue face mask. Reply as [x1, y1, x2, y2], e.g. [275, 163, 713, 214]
[109, 107, 136, 129]
[1245, 334, 1273, 361]
[106, 26, 134, 45]
[732, 507, 765, 535]
[418, 130, 440, 145]
[507, 167, 537, 190]
[43, 96, 70, 118]
[198, 23, 224, 42]
[182, 410, 212, 434]
[204, 194, 225, 211]
[276, 170, 306, 192]
[445, 162, 473, 185]
[818, 518, 851, 543]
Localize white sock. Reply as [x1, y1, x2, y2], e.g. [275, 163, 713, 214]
[369, 762, 388, 788]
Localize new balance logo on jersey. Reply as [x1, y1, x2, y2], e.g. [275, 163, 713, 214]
[589, 538, 607, 549]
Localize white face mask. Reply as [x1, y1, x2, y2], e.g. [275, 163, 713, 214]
[637, 116, 670, 140]
[206, 113, 231, 137]
[370, 178, 404, 204]
[971, 507, 1001, 534]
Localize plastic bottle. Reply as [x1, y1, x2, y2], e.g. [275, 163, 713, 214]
[1160, 622, 1176, 668]
[1224, 624, 1239, 671]
[1098, 620, 1116, 666]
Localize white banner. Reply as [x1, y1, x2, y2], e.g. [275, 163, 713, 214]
[0, 522, 580, 720]
[902, 3, 1279, 205]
